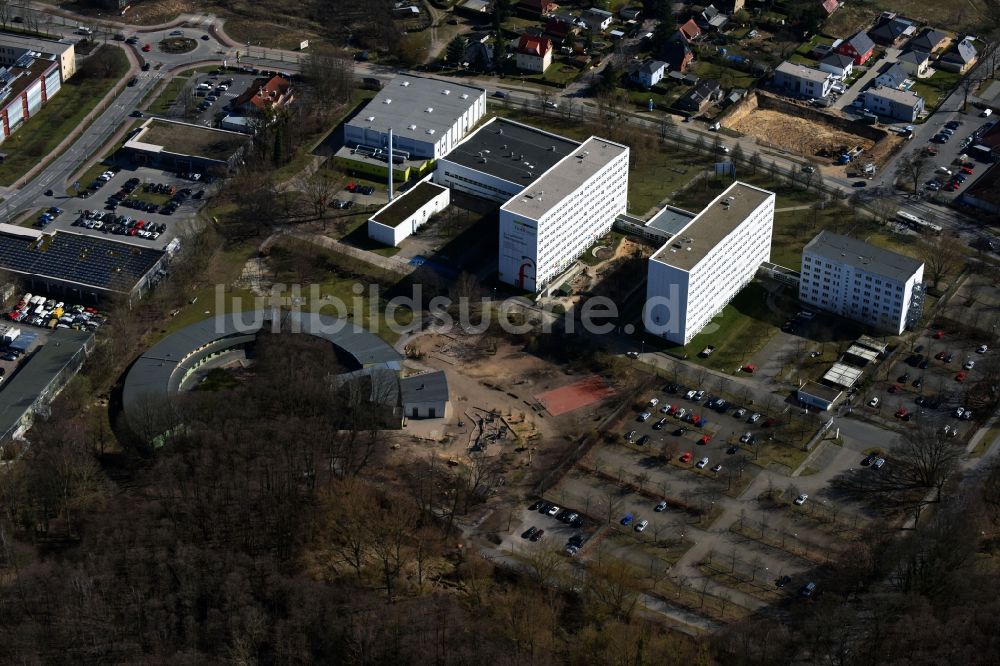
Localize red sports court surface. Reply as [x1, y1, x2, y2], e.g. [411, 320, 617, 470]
[536, 375, 615, 416]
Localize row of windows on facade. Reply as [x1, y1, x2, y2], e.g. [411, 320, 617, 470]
[802, 286, 901, 314]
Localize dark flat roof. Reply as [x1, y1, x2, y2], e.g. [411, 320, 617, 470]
[401, 371, 449, 404]
[0, 328, 93, 440]
[371, 181, 448, 228]
[0, 229, 164, 293]
[122, 311, 402, 424]
[443, 117, 579, 186]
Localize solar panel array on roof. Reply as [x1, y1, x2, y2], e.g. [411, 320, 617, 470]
[0, 230, 165, 292]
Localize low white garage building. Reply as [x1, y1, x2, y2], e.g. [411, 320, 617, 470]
[401, 371, 449, 419]
[367, 180, 450, 247]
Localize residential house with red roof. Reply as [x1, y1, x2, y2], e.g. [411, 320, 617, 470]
[516, 34, 553, 72]
[231, 75, 294, 115]
[679, 18, 701, 42]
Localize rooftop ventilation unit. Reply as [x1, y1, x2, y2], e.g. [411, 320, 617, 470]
[425, 107, 434, 113]
[408, 124, 417, 130]
[461, 93, 469, 99]
[443, 89, 451, 95]
[366, 116, 375, 122]
[549, 146, 556, 151]
[426, 129, 436, 134]
[401, 81, 410, 86]
[384, 98, 392, 104]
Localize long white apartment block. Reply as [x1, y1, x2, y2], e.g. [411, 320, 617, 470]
[799, 231, 924, 334]
[644, 182, 775, 345]
[498, 137, 629, 292]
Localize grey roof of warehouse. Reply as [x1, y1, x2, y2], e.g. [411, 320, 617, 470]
[0, 225, 165, 293]
[370, 181, 448, 228]
[651, 182, 773, 271]
[798, 380, 843, 402]
[500, 136, 628, 220]
[443, 117, 579, 185]
[348, 74, 484, 145]
[122, 311, 402, 420]
[804, 231, 923, 282]
[401, 371, 449, 405]
[0, 328, 93, 441]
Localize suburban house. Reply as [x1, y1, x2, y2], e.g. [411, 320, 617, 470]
[631, 59, 667, 88]
[820, 0, 840, 14]
[862, 86, 925, 121]
[545, 14, 582, 42]
[231, 75, 294, 114]
[835, 31, 876, 65]
[819, 52, 854, 79]
[678, 18, 701, 42]
[515, 34, 553, 72]
[463, 41, 493, 70]
[619, 7, 641, 20]
[699, 5, 728, 31]
[939, 38, 978, 74]
[773, 61, 834, 99]
[873, 62, 908, 89]
[517, 0, 558, 16]
[897, 50, 930, 77]
[868, 16, 916, 46]
[908, 29, 948, 53]
[458, 0, 492, 13]
[675, 79, 722, 113]
[581, 8, 614, 31]
[663, 32, 694, 72]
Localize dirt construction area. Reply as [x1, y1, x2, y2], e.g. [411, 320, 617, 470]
[730, 109, 878, 158]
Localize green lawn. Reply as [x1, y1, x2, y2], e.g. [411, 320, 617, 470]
[910, 69, 961, 110]
[691, 60, 758, 90]
[580, 231, 625, 266]
[146, 76, 190, 115]
[0, 46, 129, 186]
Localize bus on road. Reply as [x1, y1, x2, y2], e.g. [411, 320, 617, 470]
[897, 211, 942, 235]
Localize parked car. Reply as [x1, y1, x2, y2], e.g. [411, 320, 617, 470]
[794, 494, 808, 505]
[655, 500, 667, 512]
[695, 457, 709, 469]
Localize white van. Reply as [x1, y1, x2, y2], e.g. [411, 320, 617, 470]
[76, 26, 93, 36]
[936, 166, 953, 176]
[982, 108, 993, 117]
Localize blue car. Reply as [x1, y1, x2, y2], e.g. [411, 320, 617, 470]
[621, 513, 633, 526]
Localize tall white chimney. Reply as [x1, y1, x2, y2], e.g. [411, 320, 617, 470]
[387, 127, 394, 202]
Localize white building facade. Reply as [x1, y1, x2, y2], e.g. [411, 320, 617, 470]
[773, 61, 834, 99]
[799, 231, 925, 334]
[644, 183, 775, 345]
[498, 137, 629, 292]
[367, 180, 450, 247]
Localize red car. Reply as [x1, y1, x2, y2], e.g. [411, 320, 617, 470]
[895, 407, 908, 418]
[346, 181, 358, 192]
[699, 435, 711, 445]
[935, 351, 947, 360]
[956, 371, 968, 382]
[142, 43, 151, 52]
[934, 330, 945, 339]
[961, 166, 974, 174]
[680, 452, 693, 463]
[742, 364, 757, 374]
[888, 383, 901, 393]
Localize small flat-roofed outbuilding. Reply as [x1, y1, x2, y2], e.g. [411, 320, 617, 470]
[823, 362, 864, 388]
[797, 381, 843, 411]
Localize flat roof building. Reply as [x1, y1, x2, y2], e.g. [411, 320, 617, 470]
[123, 118, 251, 173]
[434, 117, 579, 202]
[0, 226, 167, 303]
[343, 75, 486, 167]
[0, 31, 76, 81]
[644, 182, 775, 345]
[367, 180, 450, 247]
[797, 381, 843, 411]
[499, 136, 630, 292]
[0, 328, 93, 444]
[800, 231, 924, 334]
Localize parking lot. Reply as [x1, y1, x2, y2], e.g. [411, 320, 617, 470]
[920, 116, 996, 198]
[168, 69, 291, 127]
[44, 166, 210, 248]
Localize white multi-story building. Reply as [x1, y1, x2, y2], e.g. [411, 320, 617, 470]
[644, 182, 775, 345]
[799, 231, 924, 334]
[343, 75, 486, 161]
[773, 61, 834, 99]
[498, 137, 629, 292]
